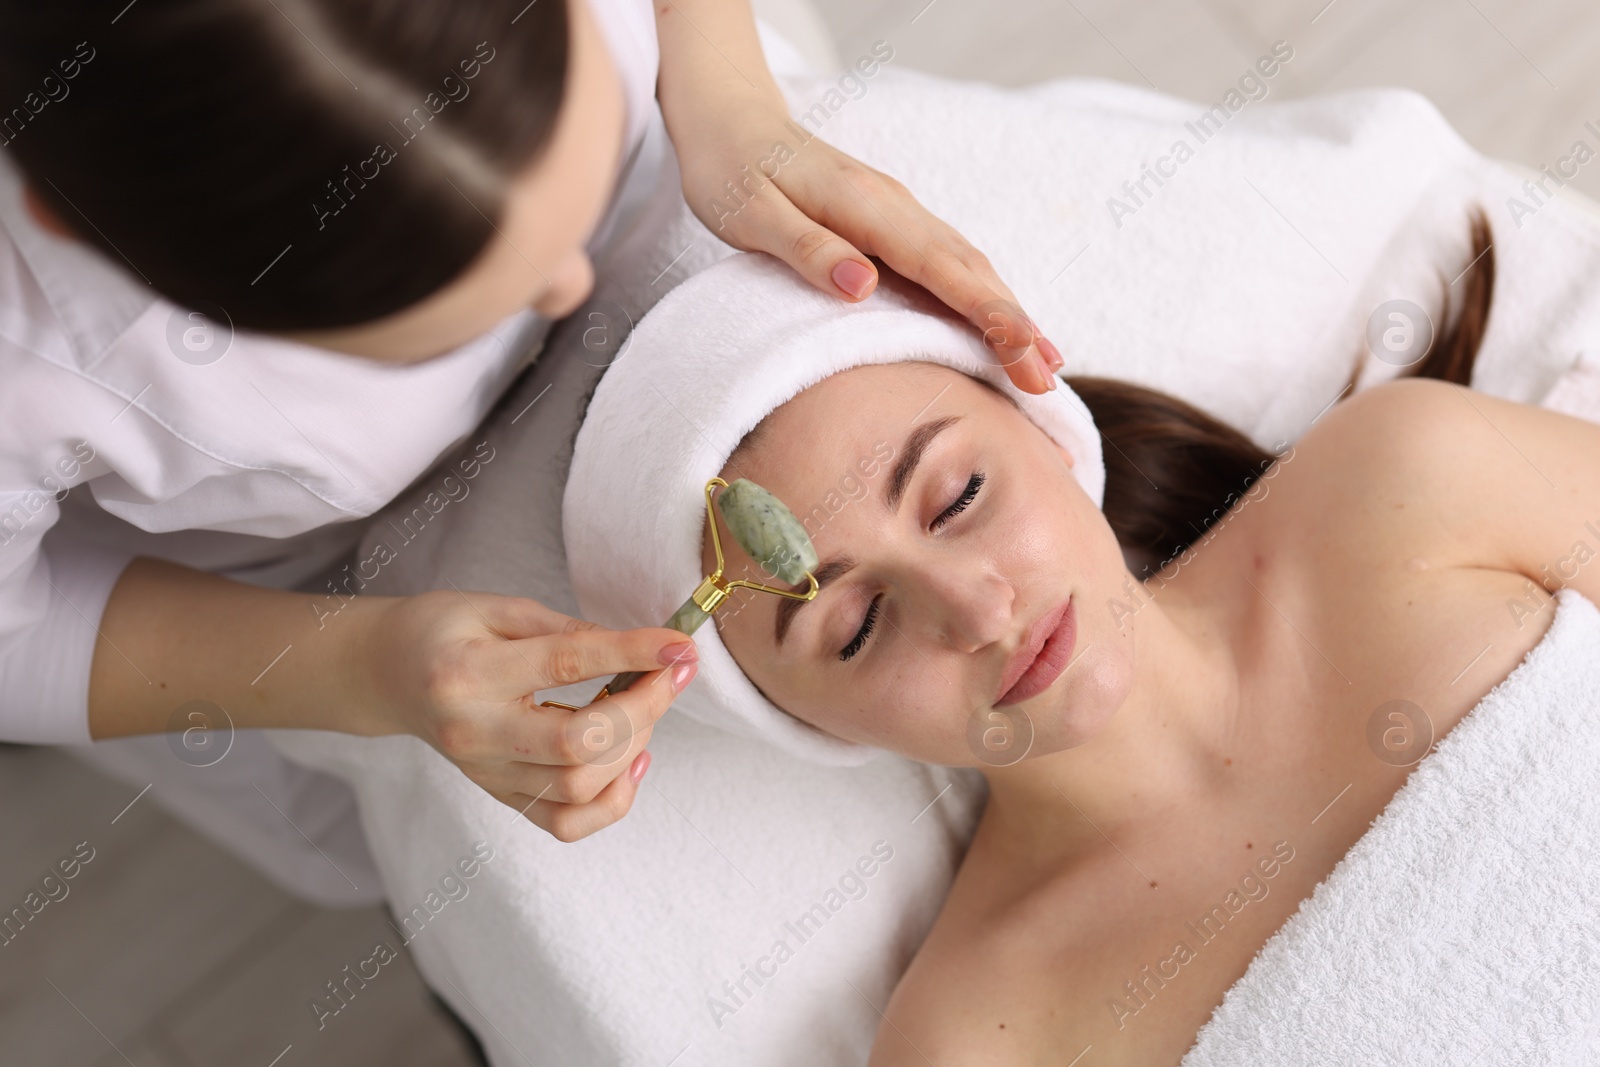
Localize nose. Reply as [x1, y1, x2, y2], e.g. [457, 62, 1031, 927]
[531, 249, 595, 320]
[913, 559, 1014, 654]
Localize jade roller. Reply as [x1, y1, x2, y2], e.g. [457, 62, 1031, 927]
[548, 477, 819, 710]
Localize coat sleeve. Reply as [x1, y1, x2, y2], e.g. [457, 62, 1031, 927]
[0, 485, 136, 743]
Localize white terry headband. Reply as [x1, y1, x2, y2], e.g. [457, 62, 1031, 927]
[564, 253, 1106, 766]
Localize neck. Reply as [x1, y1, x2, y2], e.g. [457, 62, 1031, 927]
[978, 572, 1247, 866]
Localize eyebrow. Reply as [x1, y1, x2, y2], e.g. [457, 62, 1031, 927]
[771, 415, 962, 647]
[772, 555, 855, 646]
[886, 415, 960, 512]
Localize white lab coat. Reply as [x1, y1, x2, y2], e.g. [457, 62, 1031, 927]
[0, 0, 671, 905]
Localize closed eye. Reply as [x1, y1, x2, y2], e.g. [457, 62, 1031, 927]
[932, 472, 984, 529]
[839, 595, 880, 661]
[837, 472, 985, 661]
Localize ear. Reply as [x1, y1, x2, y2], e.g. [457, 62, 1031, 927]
[22, 183, 76, 240]
[1052, 439, 1076, 469]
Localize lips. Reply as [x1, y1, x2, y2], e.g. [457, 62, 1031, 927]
[995, 597, 1076, 707]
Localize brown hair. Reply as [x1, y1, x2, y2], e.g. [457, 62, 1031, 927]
[1071, 207, 1495, 577]
[0, 0, 568, 331]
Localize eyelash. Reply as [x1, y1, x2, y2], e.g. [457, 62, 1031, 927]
[933, 472, 985, 529]
[839, 595, 880, 661]
[837, 471, 985, 661]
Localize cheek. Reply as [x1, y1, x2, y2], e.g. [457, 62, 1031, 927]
[1011, 510, 1068, 583]
[991, 454, 1085, 572]
[797, 653, 977, 764]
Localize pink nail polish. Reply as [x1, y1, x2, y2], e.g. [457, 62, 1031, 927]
[629, 751, 651, 784]
[1039, 336, 1064, 371]
[671, 660, 697, 691]
[831, 260, 875, 299]
[657, 640, 697, 666]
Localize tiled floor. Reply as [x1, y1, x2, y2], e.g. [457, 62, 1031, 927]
[0, 745, 481, 1066]
[5, 1, 1598, 1063]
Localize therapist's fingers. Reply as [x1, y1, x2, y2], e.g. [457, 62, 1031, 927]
[455, 667, 684, 841]
[495, 659, 691, 770]
[477, 715, 658, 807]
[473, 602, 696, 695]
[506, 749, 652, 843]
[718, 178, 882, 304]
[472, 592, 591, 637]
[862, 215, 1058, 394]
[473, 591, 694, 659]
[775, 156, 1063, 393]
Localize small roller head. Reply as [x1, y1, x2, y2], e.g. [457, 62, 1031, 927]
[715, 478, 819, 585]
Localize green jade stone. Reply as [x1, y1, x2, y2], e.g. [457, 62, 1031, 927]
[665, 597, 712, 637]
[655, 480, 815, 638]
[715, 478, 819, 585]
[598, 479, 818, 698]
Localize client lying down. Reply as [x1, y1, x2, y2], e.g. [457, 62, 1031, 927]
[566, 213, 1600, 1064]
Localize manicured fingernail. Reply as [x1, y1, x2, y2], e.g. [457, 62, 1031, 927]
[1039, 335, 1064, 371]
[671, 660, 698, 692]
[831, 260, 875, 299]
[657, 640, 697, 666]
[1037, 354, 1058, 390]
[629, 751, 651, 784]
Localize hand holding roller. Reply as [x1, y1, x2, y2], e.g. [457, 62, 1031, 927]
[541, 477, 819, 710]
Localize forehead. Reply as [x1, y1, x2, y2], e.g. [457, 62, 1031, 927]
[700, 361, 999, 598]
[729, 362, 979, 502]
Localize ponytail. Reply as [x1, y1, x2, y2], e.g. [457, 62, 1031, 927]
[1069, 206, 1495, 577]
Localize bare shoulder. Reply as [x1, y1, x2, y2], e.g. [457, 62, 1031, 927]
[864, 907, 1040, 1066]
[861, 848, 1109, 1067]
[1280, 377, 1493, 514]
[1266, 378, 1600, 601]
[864, 848, 1151, 1067]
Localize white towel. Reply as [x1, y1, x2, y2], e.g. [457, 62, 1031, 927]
[1182, 588, 1600, 1065]
[563, 257, 1106, 765]
[271, 55, 1600, 1067]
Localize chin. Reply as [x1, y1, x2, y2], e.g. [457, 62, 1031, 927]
[1028, 643, 1132, 755]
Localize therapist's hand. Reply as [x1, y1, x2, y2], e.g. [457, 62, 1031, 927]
[364, 590, 698, 842]
[654, 1, 1065, 395]
[89, 558, 693, 844]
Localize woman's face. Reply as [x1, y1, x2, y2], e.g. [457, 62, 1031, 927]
[702, 362, 1138, 767]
